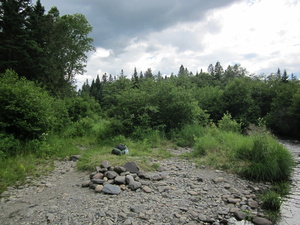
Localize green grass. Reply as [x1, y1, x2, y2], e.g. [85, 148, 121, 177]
[0, 134, 83, 194]
[0, 154, 53, 193]
[186, 127, 294, 182]
[77, 136, 173, 172]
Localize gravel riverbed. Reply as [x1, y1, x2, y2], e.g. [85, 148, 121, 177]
[0, 148, 273, 225]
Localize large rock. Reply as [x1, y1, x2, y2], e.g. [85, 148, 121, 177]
[252, 216, 273, 225]
[123, 161, 139, 173]
[234, 211, 247, 221]
[102, 184, 121, 195]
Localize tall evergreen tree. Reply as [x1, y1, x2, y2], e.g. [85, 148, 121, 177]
[0, 0, 31, 75]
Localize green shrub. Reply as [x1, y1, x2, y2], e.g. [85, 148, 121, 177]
[218, 112, 241, 133]
[0, 133, 21, 157]
[0, 70, 58, 141]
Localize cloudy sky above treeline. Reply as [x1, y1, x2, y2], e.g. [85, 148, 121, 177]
[34, 0, 300, 87]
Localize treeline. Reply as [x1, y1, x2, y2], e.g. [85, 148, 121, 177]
[0, 0, 94, 97]
[1, 0, 300, 159]
[80, 63, 300, 138]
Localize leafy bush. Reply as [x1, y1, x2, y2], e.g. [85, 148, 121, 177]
[0, 133, 21, 157]
[218, 113, 241, 133]
[0, 70, 58, 141]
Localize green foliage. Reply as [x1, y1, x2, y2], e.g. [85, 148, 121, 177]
[171, 123, 207, 147]
[0, 70, 61, 141]
[218, 113, 241, 133]
[0, 1, 94, 97]
[221, 78, 259, 126]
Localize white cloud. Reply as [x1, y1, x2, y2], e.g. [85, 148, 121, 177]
[70, 0, 300, 88]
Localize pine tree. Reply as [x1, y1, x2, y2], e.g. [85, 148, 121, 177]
[0, 0, 31, 75]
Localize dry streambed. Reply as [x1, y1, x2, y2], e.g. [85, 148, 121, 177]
[0, 148, 273, 225]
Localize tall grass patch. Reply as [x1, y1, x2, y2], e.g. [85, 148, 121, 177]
[237, 134, 294, 182]
[189, 127, 294, 182]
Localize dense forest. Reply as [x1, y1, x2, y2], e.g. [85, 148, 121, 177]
[0, 1, 299, 213]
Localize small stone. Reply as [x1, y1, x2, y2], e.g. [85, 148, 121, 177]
[224, 183, 231, 189]
[252, 216, 273, 225]
[229, 207, 240, 213]
[151, 174, 163, 181]
[187, 190, 198, 195]
[248, 200, 259, 209]
[128, 181, 142, 191]
[91, 179, 106, 184]
[142, 186, 152, 193]
[93, 173, 104, 179]
[46, 213, 55, 222]
[213, 177, 225, 183]
[197, 177, 204, 182]
[95, 185, 103, 193]
[227, 198, 241, 204]
[105, 171, 118, 179]
[138, 171, 150, 179]
[114, 176, 126, 185]
[114, 166, 127, 174]
[130, 206, 143, 213]
[124, 218, 134, 225]
[101, 160, 111, 169]
[125, 175, 135, 185]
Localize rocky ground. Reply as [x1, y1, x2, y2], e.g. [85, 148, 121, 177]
[0, 148, 273, 225]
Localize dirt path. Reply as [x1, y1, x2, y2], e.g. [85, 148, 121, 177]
[0, 148, 271, 225]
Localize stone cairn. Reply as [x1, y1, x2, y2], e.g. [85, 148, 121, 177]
[81, 160, 159, 195]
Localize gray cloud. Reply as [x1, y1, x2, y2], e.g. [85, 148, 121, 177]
[36, 0, 241, 52]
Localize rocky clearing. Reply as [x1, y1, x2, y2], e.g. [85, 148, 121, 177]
[0, 148, 273, 225]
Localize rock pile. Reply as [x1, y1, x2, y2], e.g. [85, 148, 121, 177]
[82, 160, 159, 194]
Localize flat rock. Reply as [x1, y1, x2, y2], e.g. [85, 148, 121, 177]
[252, 216, 273, 225]
[102, 184, 121, 195]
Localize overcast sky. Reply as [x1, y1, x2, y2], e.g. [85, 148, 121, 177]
[34, 0, 300, 87]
